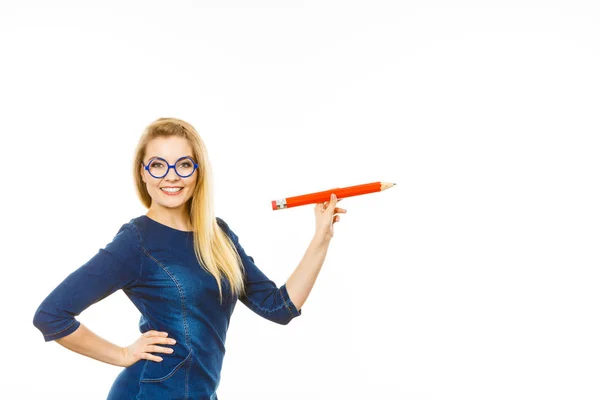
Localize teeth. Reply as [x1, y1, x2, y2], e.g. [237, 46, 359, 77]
[161, 188, 182, 193]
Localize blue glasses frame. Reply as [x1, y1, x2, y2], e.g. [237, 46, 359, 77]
[143, 156, 199, 179]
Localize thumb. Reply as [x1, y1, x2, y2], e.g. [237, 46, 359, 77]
[327, 194, 338, 211]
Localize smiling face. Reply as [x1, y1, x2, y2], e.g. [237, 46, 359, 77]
[140, 136, 198, 214]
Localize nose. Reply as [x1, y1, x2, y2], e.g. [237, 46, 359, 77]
[164, 166, 181, 180]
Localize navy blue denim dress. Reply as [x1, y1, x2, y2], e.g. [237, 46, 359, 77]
[33, 215, 301, 399]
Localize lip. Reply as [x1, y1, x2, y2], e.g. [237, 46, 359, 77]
[160, 187, 184, 196]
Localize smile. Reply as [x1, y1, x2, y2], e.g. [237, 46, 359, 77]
[161, 187, 183, 195]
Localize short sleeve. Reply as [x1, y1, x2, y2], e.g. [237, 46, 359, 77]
[32, 222, 143, 341]
[217, 217, 301, 325]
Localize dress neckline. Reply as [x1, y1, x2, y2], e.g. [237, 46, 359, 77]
[141, 215, 194, 234]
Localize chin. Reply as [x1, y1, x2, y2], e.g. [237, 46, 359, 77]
[158, 195, 193, 208]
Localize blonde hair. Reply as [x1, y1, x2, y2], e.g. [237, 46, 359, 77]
[133, 117, 246, 304]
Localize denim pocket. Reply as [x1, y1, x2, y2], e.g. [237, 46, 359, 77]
[139, 349, 193, 383]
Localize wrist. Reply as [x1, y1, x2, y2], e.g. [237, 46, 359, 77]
[117, 346, 128, 367]
[313, 231, 331, 246]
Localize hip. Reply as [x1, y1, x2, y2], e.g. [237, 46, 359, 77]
[106, 354, 218, 400]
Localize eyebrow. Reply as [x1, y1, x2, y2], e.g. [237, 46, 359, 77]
[146, 155, 196, 162]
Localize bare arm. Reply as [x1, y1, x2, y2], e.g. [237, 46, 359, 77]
[56, 323, 127, 366]
[285, 233, 331, 311]
[55, 323, 176, 367]
[285, 194, 345, 310]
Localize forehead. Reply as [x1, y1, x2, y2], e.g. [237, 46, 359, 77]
[145, 137, 193, 160]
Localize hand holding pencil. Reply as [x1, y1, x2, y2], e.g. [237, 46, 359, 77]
[314, 193, 346, 240]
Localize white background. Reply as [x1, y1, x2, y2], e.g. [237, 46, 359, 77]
[1, 1, 599, 399]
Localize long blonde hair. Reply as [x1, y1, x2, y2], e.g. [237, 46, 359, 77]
[132, 117, 246, 304]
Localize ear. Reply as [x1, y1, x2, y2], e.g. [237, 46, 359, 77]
[140, 162, 147, 183]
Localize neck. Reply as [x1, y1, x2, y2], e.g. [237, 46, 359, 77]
[146, 205, 193, 231]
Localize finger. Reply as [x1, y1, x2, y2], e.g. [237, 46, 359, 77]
[141, 352, 164, 362]
[146, 344, 175, 354]
[320, 194, 342, 208]
[144, 330, 167, 337]
[330, 194, 338, 206]
[150, 337, 177, 346]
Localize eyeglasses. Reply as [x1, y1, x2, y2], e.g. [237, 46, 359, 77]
[143, 156, 199, 179]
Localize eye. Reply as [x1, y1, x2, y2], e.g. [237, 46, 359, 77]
[151, 161, 165, 168]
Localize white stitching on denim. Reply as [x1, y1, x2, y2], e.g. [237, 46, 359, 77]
[185, 350, 191, 399]
[142, 249, 191, 349]
[139, 349, 193, 383]
[245, 294, 287, 314]
[127, 221, 145, 287]
[43, 320, 77, 338]
[279, 289, 295, 318]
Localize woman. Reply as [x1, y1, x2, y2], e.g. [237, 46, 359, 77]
[32, 117, 346, 399]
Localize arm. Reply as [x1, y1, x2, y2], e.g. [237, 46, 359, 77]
[284, 232, 331, 311]
[286, 194, 342, 312]
[224, 196, 341, 324]
[32, 223, 142, 364]
[56, 323, 127, 366]
[56, 324, 176, 367]
[218, 218, 302, 325]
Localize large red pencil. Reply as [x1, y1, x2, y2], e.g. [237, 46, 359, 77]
[271, 181, 395, 210]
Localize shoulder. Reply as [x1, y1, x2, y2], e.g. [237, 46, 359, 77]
[122, 219, 142, 240]
[216, 216, 228, 231]
[107, 220, 143, 253]
[216, 217, 237, 241]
